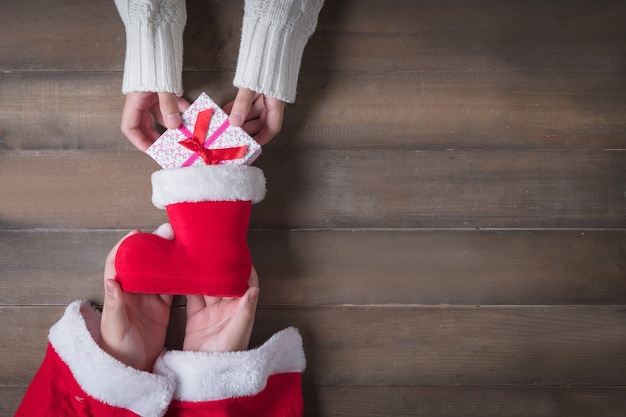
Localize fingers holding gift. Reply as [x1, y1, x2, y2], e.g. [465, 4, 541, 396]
[254, 95, 286, 146]
[224, 89, 286, 145]
[156, 92, 190, 129]
[121, 92, 190, 152]
[225, 87, 259, 127]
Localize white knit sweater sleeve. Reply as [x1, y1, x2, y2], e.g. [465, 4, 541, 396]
[233, 0, 324, 103]
[114, 0, 186, 95]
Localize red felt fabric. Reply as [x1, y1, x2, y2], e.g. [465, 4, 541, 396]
[115, 200, 252, 296]
[16, 344, 304, 417]
[15, 344, 141, 417]
[166, 373, 303, 417]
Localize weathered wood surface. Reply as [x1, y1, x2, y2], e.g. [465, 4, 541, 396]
[2, 71, 626, 151]
[2, 1, 624, 73]
[3, 385, 625, 417]
[0, 150, 626, 228]
[304, 386, 626, 417]
[2, 229, 626, 306]
[2, 0, 626, 415]
[1, 0, 625, 153]
[2, 149, 624, 229]
[3, 306, 626, 386]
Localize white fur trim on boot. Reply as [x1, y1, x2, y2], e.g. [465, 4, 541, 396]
[154, 327, 306, 402]
[151, 165, 267, 209]
[48, 301, 175, 417]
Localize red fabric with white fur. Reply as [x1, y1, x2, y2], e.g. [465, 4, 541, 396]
[15, 344, 142, 417]
[16, 302, 305, 417]
[17, 351, 302, 417]
[166, 374, 303, 417]
[115, 200, 253, 296]
[115, 164, 266, 297]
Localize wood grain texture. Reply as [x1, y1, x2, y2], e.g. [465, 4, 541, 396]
[189, 71, 626, 151]
[250, 307, 626, 387]
[307, 0, 626, 73]
[2, 71, 625, 151]
[0, 0, 124, 71]
[1, 149, 624, 229]
[2, 0, 626, 415]
[2, 1, 624, 73]
[3, 306, 626, 386]
[2, 229, 625, 306]
[0, 72, 244, 151]
[0, 72, 128, 151]
[3, 385, 626, 417]
[305, 386, 626, 417]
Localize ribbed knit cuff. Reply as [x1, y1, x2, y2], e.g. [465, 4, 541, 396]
[116, 0, 186, 95]
[233, 0, 324, 103]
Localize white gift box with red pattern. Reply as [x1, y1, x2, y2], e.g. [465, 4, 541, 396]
[147, 92, 261, 168]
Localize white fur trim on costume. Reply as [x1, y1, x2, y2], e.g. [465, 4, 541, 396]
[151, 165, 267, 209]
[154, 327, 306, 402]
[48, 301, 175, 417]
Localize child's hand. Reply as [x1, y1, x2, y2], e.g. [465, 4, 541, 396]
[100, 224, 175, 371]
[120, 92, 190, 151]
[183, 267, 260, 352]
[224, 88, 286, 146]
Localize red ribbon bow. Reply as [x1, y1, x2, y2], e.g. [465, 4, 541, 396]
[179, 108, 247, 165]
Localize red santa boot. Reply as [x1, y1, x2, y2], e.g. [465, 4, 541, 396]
[114, 164, 266, 297]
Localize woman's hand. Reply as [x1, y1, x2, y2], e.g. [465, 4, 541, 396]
[225, 88, 286, 146]
[100, 224, 175, 371]
[120, 92, 190, 151]
[183, 267, 260, 352]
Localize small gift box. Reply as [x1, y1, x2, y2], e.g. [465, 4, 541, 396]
[147, 92, 261, 168]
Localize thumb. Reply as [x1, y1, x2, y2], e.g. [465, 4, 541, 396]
[245, 286, 260, 307]
[158, 92, 182, 129]
[100, 279, 131, 360]
[228, 88, 256, 127]
[102, 279, 128, 334]
[231, 286, 259, 349]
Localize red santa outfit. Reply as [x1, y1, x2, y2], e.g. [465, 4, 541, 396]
[16, 301, 306, 417]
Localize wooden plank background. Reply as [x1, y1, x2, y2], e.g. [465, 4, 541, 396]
[1, 0, 625, 416]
